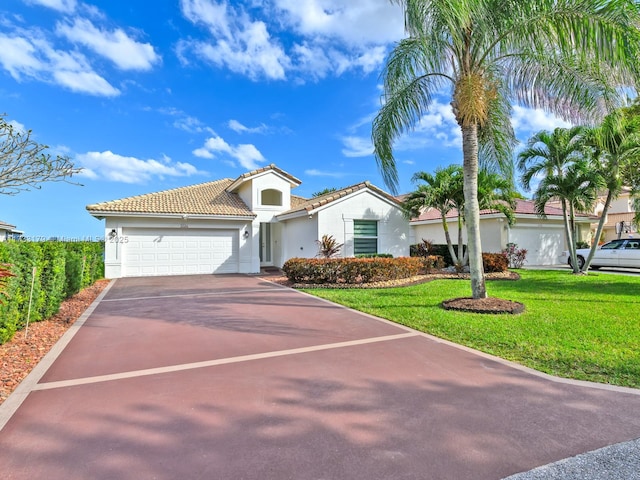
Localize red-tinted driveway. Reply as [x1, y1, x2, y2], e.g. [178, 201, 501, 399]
[0, 274, 639, 479]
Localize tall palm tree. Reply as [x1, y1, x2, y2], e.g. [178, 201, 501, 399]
[372, 0, 640, 298]
[533, 159, 604, 272]
[518, 126, 588, 272]
[583, 108, 640, 271]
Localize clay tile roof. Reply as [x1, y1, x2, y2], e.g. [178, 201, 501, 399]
[278, 181, 400, 216]
[411, 199, 588, 222]
[229, 163, 301, 189]
[86, 178, 255, 217]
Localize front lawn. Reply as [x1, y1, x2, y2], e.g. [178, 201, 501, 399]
[304, 270, 640, 388]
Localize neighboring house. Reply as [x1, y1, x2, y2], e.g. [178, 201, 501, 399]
[86, 164, 410, 278]
[410, 199, 593, 266]
[0, 220, 23, 241]
[592, 187, 638, 242]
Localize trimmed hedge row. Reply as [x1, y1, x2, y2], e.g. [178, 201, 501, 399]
[411, 243, 466, 267]
[0, 241, 104, 344]
[282, 256, 443, 284]
[411, 243, 509, 273]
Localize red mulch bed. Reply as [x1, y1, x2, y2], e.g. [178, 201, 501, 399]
[0, 280, 110, 405]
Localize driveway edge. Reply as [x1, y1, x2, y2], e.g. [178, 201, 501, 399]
[0, 279, 116, 432]
[284, 283, 640, 396]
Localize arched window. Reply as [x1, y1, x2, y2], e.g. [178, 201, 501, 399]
[261, 189, 282, 206]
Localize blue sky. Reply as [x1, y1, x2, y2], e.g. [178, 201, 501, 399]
[0, 0, 572, 239]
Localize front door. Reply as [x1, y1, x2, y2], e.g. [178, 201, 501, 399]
[259, 222, 272, 266]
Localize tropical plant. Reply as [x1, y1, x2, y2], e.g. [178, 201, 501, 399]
[403, 165, 465, 266]
[316, 234, 343, 258]
[404, 164, 516, 268]
[372, 0, 640, 298]
[533, 158, 604, 271]
[518, 126, 590, 272]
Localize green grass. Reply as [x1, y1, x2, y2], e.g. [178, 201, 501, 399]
[303, 270, 640, 388]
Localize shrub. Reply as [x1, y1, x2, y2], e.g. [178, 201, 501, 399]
[0, 241, 104, 345]
[576, 240, 589, 249]
[482, 253, 509, 272]
[501, 243, 528, 269]
[355, 253, 393, 258]
[282, 257, 423, 284]
[412, 243, 466, 266]
[422, 255, 445, 273]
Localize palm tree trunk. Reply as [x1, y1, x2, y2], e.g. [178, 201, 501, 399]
[457, 216, 465, 266]
[441, 215, 459, 265]
[585, 189, 613, 271]
[561, 198, 579, 273]
[461, 123, 487, 299]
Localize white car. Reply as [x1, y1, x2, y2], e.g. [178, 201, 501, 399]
[567, 238, 640, 270]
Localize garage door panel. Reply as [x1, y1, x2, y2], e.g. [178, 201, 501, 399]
[510, 227, 563, 265]
[122, 228, 239, 277]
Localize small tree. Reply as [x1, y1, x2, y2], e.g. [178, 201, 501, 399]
[316, 235, 343, 258]
[0, 115, 81, 195]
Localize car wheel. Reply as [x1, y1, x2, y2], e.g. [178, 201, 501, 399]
[577, 256, 585, 269]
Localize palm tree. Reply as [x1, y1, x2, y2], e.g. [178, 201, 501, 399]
[405, 165, 517, 267]
[533, 159, 604, 272]
[403, 165, 465, 265]
[518, 126, 588, 272]
[582, 108, 640, 271]
[372, 0, 640, 298]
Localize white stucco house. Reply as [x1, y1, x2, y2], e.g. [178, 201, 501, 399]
[87, 164, 410, 278]
[0, 220, 23, 241]
[410, 200, 594, 266]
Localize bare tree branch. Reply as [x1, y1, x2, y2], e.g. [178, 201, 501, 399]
[0, 114, 82, 195]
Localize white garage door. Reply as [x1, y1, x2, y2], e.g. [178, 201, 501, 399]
[123, 228, 239, 277]
[509, 226, 564, 266]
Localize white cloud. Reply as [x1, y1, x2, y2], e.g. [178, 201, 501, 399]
[77, 150, 201, 183]
[341, 136, 372, 157]
[511, 106, 572, 134]
[193, 134, 266, 169]
[305, 169, 346, 178]
[24, 0, 77, 13]
[179, 0, 289, 80]
[56, 18, 160, 71]
[0, 34, 44, 79]
[178, 0, 401, 81]
[0, 32, 119, 96]
[53, 69, 119, 96]
[274, 0, 403, 46]
[228, 119, 267, 134]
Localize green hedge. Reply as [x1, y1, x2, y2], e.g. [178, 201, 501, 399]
[282, 257, 426, 284]
[0, 241, 104, 344]
[411, 243, 466, 266]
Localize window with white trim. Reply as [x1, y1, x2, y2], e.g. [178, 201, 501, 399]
[354, 220, 378, 255]
[261, 189, 282, 206]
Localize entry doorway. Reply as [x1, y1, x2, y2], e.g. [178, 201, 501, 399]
[259, 222, 272, 266]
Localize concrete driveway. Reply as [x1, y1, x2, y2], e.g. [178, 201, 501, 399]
[0, 274, 639, 479]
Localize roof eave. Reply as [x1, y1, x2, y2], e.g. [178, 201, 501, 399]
[86, 211, 256, 221]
